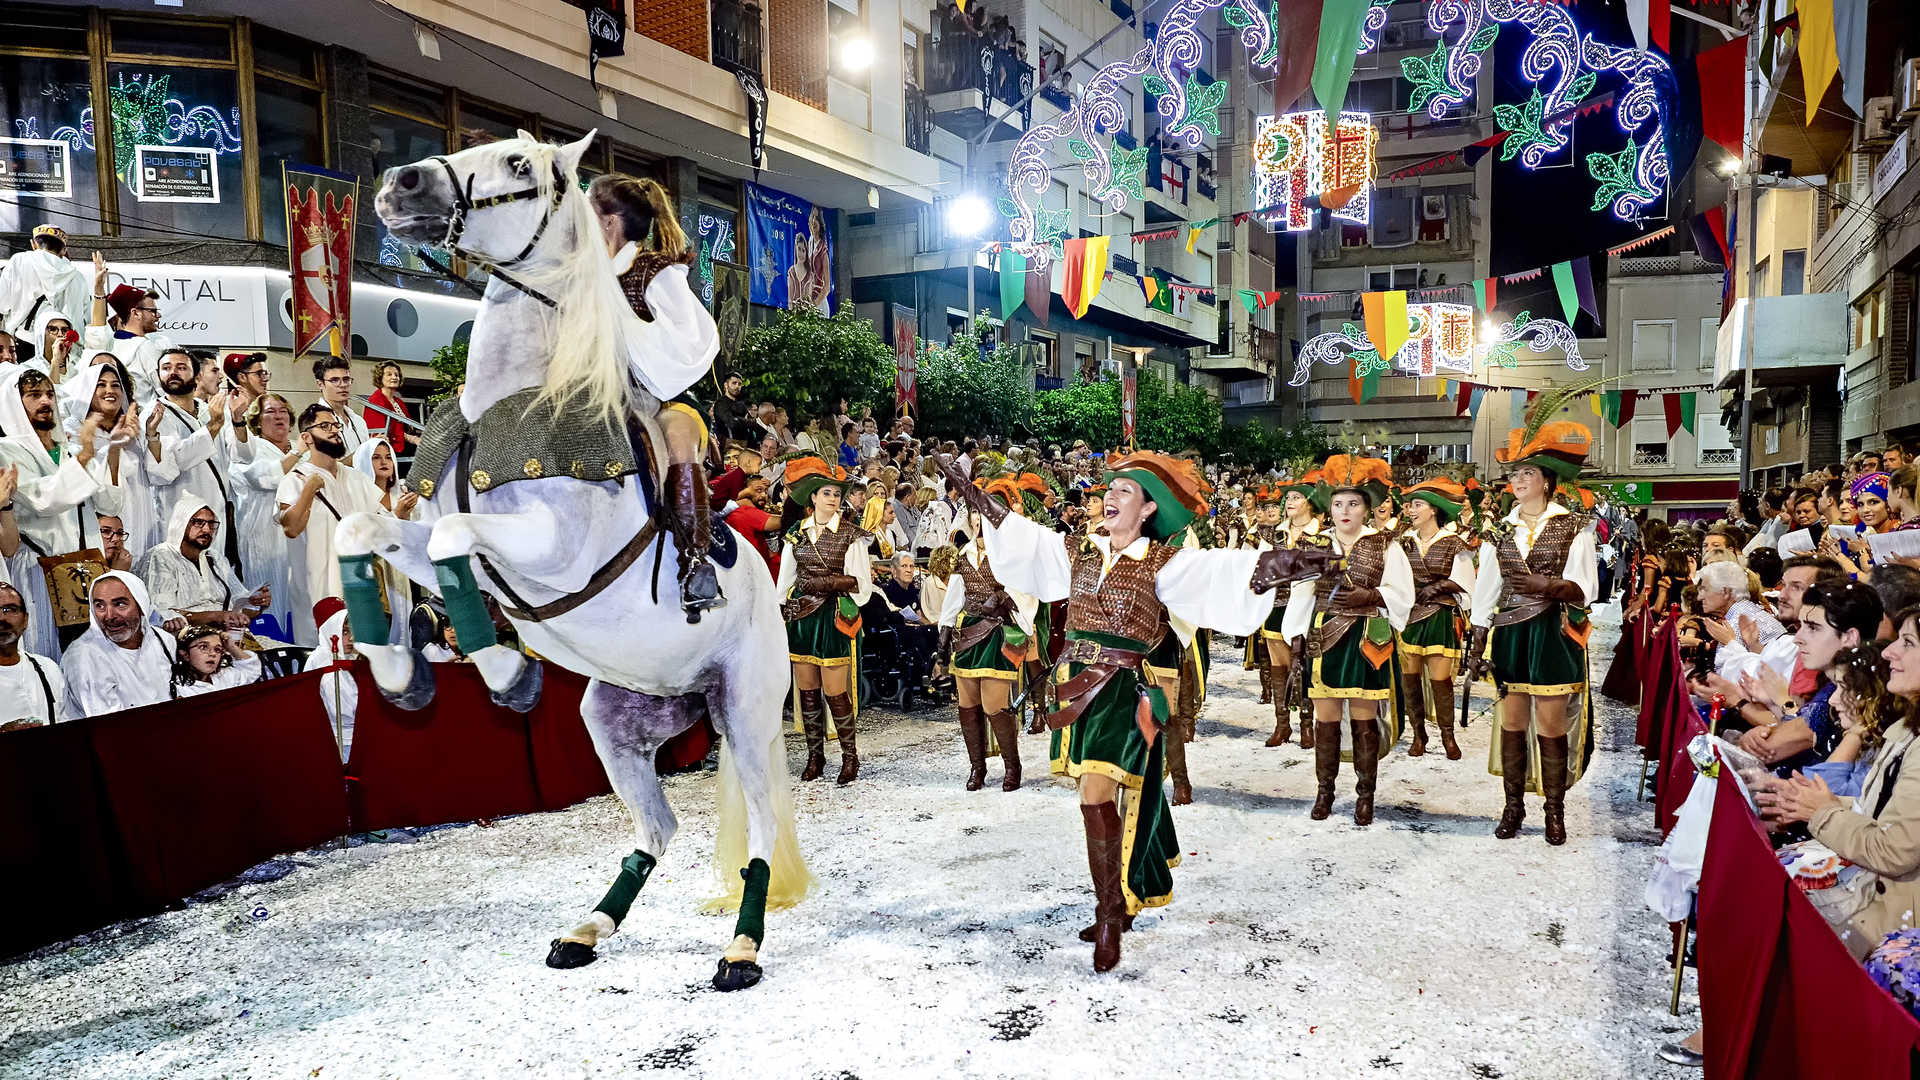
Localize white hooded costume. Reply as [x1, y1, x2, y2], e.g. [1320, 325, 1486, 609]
[147, 388, 235, 570]
[169, 628, 262, 699]
[303, 601, 360, 761]
[226, 422, 300, 643]
[0, 365, 125, 658]
[612, 242, 719, 402]
[0, 571, 67, 726]
[20, 307, 79, 379]
[61, 353, 213, 556]
[350, 437, 416, 643]
[275, 453, 388, 647]
[80, 322, 172, 408]
[0, 247, 88, 341]
[61, 570, 175, 718]
[138, 499, 244, 625]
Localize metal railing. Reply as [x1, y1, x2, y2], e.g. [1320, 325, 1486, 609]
[710, 0, 763, 75]
[904, 83, 933, 154]
[926, 11, 1032, 125]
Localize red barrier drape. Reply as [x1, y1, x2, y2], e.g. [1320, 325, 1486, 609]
[0, 719, 132, 956]
[1601, 607, 1644, 705]
[1698, 772, 1920, 1078]
[1637, 617, 1679, 751]
[89, 671, 348, 907]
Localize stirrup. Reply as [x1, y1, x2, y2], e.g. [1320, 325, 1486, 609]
[678, 560, 725, 622]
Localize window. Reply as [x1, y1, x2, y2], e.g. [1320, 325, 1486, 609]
[1631, 418, 1672, 469]
[1699, 317, 1719, 370]
[0, 54, 104, 234]
[1781, 249, 1806, 296]
[369, 69, 448, 271]
[109, 18, 234, 63]
[106, 63, 248, 241]
[1632, 320, 1675, 372]
[1697, 414, 1736, 467]
[1030, 330, 1059, 377]
[1853, 289, 1883, 350]
[828, 1, 869, 91]
[1752, 257, 1769, 298]
[256, 78, 327, 247]
[457, 98, 528, 150]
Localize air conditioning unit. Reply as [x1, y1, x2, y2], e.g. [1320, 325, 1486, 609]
[1864, 96, 1899, 146]
[1902, 58, 1920, 118]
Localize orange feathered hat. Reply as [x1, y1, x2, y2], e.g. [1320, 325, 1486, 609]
[1495, 420, 1593, 481]
[1103, 451, 1208, 540]
[782, 455, 849, 503]
[1317, 454, 1393, 509]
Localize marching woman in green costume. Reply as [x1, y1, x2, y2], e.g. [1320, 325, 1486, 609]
[1279, 455, 1414, 826]
[940, 451, 1324, 972]
[1396, 478, 1475, 760]
[1465, 401, 1600, 846]
[1250, 480, 1326, 748]
[773, 455, 873, 785]
[936, 478, 1042, 792]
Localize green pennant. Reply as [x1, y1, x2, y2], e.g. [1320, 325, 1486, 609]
[1551, 260, 1579, 326]
[1601, 389, 1620, 427]
[1238, 289, 1259, 316]
[1472, 277, 1487, 313]
[999, 249, 1027, 321]
[1679, 391, 1697, 435]
[1312, 0, 1374, 136]
[1147, 272, 1174, 313]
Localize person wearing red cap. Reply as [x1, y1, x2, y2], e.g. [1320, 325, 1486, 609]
[303, 596, 360, 758]
[84, 254, 171, 406]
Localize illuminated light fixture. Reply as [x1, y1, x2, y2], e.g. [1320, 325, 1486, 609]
[1288, 307, 1584, 387]
[838, 36, 874, 72]
[947, 194, 992, 238]
[1395, 303, 1476, 377]
[1250, 110, 1377, 233]
[1715, 156, 1739, 177]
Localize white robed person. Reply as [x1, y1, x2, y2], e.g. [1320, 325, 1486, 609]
[84, 257, 174, 407]
[304, 596, 361, 760]
[0, 569, 67, 730]
[62, 570, 176, 718]
[144, 346, 236, 566]
[0, 226, 89, 341]
[275, 403, 391, 647]
[59, 352, 191, 557]
[138, 499, 268, 632]
[0, 364, 129, 658]
[226, 392, 302, 643]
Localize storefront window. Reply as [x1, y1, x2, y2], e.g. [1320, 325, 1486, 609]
[257, 77, 326, 248]
[0, 55, 103, 234]
[457, 99, 525, 149]
[369, 111, 447, 271]
[105, 63, 248, 241]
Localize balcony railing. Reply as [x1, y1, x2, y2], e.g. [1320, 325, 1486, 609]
[710, 0, 763, 75]
[927, 10, 1032, 127]
[904, 83, 932, 155]
[1251, 325, 1280, 373]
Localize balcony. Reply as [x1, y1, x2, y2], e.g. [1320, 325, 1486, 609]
[904, 83, 932, 155]
[710, 0, 763, 76]
[1194, 325, 1280, 381]
[1713, 293, 1848, 391]
[926, 11, 1031, 140]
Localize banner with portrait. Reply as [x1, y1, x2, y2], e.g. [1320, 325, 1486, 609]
[892, 303, 918, 415]
[711, 261, 750, 369]
[745, 181, 835, 314]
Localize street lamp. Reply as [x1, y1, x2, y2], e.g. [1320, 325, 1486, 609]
[838, 35, 874, 72]
[947, 193, 991, 237]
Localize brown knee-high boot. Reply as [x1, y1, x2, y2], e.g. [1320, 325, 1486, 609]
[1539, 734, 1570, 846]
[1310, 719, 1341, 819]
[798, 689, 827, 782]
[1025, 662, 1050, 734]
[1080, 801, 1126, 972]
[957, 705, 988, 790]
[1404, 675, 1429, 756]
[826, 692, 858, 785]
[987, 708, 1022, 791]
[1494, 728, 1529, 839]
[1264, 660, 1292, 748]
[1257, 660, 1272, 705]
[665, 462, 723, 623]
[1166, 718, 1193, 805]
[1432, 677, 1462, 759]
[1298, 686, 1317, 750]
[1350, 715, 1380, 826]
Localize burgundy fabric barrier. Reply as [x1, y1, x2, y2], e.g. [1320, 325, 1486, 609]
[1637, 617, 1679, 752]
[524, 665, 615, 811]
[0, 720, 132, 957]
[88, 672, 349, 908]
[1697, 772, 1920, 1078]
[1601, 607, 1644, 705]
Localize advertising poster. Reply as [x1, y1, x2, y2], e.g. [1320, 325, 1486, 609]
[745, 181, 835, 314]
[0, 137, 72, 197]
[133, 145, 219, 203]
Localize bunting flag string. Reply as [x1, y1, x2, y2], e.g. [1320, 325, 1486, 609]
[1607, 225, 1677, 256]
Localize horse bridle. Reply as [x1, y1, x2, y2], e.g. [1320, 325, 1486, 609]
[415, 154, 568, 308]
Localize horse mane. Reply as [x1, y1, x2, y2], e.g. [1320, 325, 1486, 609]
[505, 138, 633, 425]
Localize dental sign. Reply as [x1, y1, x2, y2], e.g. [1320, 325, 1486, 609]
[101, 264, 271, 347]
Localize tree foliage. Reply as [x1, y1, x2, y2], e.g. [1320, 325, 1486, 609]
[1026, 370, 1329, 471]
[913, 335, 1035, 441]
[429, 338, 467, 404]
[735, 308, 895, 418]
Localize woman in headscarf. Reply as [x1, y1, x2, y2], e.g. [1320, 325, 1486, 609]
[1823, 471, 1899, 578]
[350, 435, 417, 643]
[169, 622, 262, 697]
[229, 393, 301, 642]
[936, 480, 1039, 792]
[775, 455, 873, 784]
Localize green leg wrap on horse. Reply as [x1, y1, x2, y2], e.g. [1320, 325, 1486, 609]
[593, 849, 657, 925]
[432, 556, 500, 651]
[733, 859, 770, 945]
[339, 554, 391, 647]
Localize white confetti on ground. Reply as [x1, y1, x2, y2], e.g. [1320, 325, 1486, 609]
[1, 606, 1700, 1079]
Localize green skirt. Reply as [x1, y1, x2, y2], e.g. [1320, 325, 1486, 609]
[1399, 608, 1462, 659]
[952, 613, 1023, 681]
[787, 602, 858, 665]
[1049, 631, 1180, 915]
[1491, 610, 1587, 694]
[1309, 615, 1394, 701]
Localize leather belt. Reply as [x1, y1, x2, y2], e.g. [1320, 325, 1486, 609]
[1050, 639, 1158, 746]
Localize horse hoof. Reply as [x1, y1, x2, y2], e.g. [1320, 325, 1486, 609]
[712, 958, 762, 991]
[489, 658, 543, 713]
[383, 649, 437, 711]
[546, 938, 596, 969]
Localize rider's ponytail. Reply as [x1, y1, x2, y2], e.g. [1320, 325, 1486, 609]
[587, 173, 688, 260]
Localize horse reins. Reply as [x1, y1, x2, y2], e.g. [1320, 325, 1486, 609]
[414, 155, 567, 309]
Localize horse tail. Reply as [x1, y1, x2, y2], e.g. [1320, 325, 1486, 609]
[702, 728, 814, 913]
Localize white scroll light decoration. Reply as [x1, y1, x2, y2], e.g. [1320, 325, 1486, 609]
[1250, 110, 1378, 233]
[1288, 304, 1584, 387]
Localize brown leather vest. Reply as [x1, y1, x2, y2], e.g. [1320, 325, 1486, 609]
[782, 518, 870, 621]
[1062, 535, 1176, 646]
[1402, 530, 1467, 626]
[1493, 512, 1586, 627]
[1311, 531, 1389, 652]
[955, 549, 1004, 619]
[618, 250, 694, 322]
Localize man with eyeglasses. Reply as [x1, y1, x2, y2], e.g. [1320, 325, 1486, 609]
[277, 403, 388, 646]
[312, 356, 369, 455]
[138, 499, 269, 634]
[84, 254, 172, 406]
[0, 574, 66, 731]
[147, 346, 236, 572]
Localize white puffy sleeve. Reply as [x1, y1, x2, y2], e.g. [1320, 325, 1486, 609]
[1448, 547, 1476, 597]
[841, 531, 874, 605]
[1280, 579, 1318, 641]
[1153, 547, 1267, 636]
[979, 512, 1072, 602]
[772, 530, 798, 602]
[1009, 589, 1039, 637]
[12, 450, 104, 516]
[1563, 529, 1599, 606]
[1379, 541, 1415, 632]
[1470, 542, 1505, 629]
[936, 570, 967, 628]
[622, 265, 718, 401]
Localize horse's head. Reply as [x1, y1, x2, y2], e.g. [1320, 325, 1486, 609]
[375, 130, 596, 269]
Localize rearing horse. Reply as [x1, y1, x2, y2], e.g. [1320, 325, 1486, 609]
[340, 132, 809, 990]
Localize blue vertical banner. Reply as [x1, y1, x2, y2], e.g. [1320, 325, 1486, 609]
[745, 180, 836, 314]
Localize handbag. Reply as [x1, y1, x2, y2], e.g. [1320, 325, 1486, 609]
[21, 506, 106, 630]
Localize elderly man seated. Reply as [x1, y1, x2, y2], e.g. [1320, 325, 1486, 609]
[61, 571, 175, 717]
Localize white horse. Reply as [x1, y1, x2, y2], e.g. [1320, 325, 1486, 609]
[340, 132, 810, 990]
